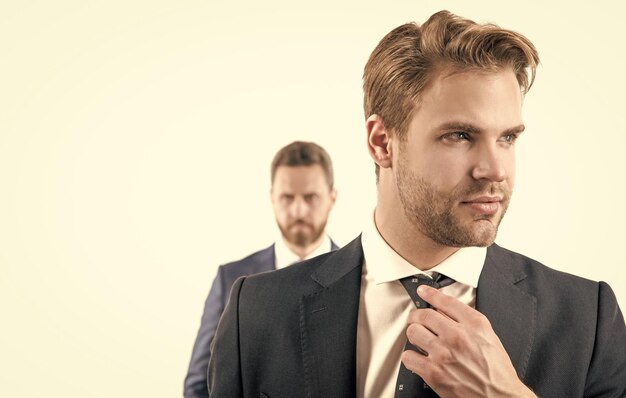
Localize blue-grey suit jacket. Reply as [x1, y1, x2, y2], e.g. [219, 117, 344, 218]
[208, 236, 626, 397]
[184, 241, 339, 398]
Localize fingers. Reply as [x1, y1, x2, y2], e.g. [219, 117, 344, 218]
[405, 309, 459, 360]
[407, 307, 451, 336]
[417, 285, 480, 324]
[406, 322, 436, 355]
[400, 347, 448, 390]
[401, 348, 429, 375]
[410, 287, 494, 342]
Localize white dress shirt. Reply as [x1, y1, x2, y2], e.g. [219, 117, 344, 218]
[274, 234, 333, 270]
[356, 212, 486, 397]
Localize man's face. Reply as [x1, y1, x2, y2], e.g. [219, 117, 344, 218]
[393, 69, 523, 247]
[271, 165, 336, 248]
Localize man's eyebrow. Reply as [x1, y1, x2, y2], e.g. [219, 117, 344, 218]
[437, 122, 482, 134]
[436, 122, 525, 135]
[504, 124, 526, 135]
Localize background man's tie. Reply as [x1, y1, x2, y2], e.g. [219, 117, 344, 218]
[394, 273, 455, 398]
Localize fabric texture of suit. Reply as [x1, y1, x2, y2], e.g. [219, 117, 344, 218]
[185, 241, 339, 398]
[208, 236, 626, 397]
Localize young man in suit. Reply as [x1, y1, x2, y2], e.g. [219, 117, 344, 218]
[184, 141, 339, 398]
[208, 11, 626, 397]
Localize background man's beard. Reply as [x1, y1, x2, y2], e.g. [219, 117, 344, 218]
[396, 166, 511, 248]
[279, 220, 326, 248]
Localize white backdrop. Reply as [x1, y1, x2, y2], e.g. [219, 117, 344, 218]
[1, 1, 624, 396]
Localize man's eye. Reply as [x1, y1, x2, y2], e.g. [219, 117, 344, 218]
[500, 134, 519, 143]
[281, 195, 294, 203]
[304, 194, 318, 202]
[446, 132, 471, 141]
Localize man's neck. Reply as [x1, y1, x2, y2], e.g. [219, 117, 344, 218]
[374, 206, 458, 271]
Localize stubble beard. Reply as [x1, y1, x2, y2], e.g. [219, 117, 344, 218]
[396, 156, 511, 248]
[278, 220, 326, 248]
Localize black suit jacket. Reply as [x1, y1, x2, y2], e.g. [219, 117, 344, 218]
[185, 241, 339, 398]
[208, 236, 626, 397]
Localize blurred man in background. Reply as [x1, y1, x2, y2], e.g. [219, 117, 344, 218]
[184, 141, 339, 398]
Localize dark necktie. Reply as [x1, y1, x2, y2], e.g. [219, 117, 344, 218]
[394, 273, 455, 398]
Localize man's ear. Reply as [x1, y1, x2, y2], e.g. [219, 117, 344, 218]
[329, 188, 337, 206]
[366, 114, 393, 170]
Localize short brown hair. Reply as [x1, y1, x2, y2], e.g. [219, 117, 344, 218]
[363, 10, 539, 139]
[271, 141, 334, 189]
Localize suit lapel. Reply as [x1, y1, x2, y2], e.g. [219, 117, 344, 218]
[476, 244, 537, 381]
[300, 237, 364, 397]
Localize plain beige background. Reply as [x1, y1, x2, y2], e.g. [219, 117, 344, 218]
[1, 0, 624, 396]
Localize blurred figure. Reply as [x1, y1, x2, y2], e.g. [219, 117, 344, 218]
[184, 141, 339, 398]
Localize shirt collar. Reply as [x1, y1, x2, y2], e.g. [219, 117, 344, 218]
[361, 210, 485, 288]
[274, 233, 332, 270]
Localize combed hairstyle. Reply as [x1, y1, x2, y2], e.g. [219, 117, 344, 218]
[270, 141, 334, 189]
[363, 10, 540, 140]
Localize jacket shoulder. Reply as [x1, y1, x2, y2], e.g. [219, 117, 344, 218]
[487, 245, 625, 396]
[217, 244, 275, 282]
[487, 244, 601, 305]
[489, 244, 597, 285]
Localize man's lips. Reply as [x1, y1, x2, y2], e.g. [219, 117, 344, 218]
[460, 196, 503, 215]
[290, 222, 312, 229]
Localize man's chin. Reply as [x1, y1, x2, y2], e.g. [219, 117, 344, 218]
[465, 221, 498, 247]
[469, 236, 496, 248]
[435, 220, 498, 248]
[284, 232, 313, 248]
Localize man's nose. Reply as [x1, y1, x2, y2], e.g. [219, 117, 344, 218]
[289, 198, 310, 218]
[471, 144, 507, 182]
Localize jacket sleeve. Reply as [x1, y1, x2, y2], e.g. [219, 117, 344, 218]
[584, 281, 626, 397]
[184, 266, 227, 398]
[208, 276, 245, 398]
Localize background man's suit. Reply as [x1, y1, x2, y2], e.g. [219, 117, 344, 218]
[185, 241, 339, 398]
[209, 237, 626, 397]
